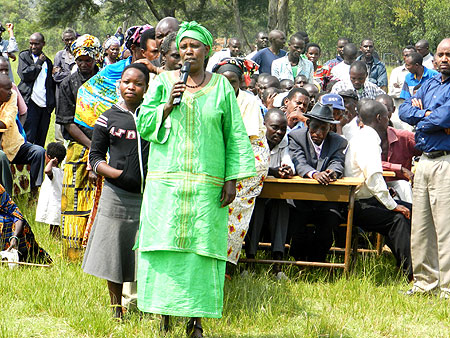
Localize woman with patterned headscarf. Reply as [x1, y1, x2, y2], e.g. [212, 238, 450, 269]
[69, 26, 155, 255]
[135, 21, 255, 336]
[212, 58, 270, 267]
[55, 34, 102, 260]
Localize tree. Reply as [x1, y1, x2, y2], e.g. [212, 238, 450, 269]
[268, 0, 289, 33]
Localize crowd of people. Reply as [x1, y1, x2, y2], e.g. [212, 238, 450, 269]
[0, 16, 449, 337]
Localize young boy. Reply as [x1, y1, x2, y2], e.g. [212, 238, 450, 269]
[35, 142, 66, 237]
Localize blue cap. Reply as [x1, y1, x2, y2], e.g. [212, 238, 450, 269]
[320, 93, 345, 110]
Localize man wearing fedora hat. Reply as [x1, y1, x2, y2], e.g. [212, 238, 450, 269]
[288, 102, 348, 262]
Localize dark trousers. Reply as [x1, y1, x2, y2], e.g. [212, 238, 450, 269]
[245, 198, 290, 257]
[24, 99, 51, 147]
[0, 150, 13, 195]
[354, 197, 412, 275]
[290, 201, 342, 262]
[12, 142, 46, 188]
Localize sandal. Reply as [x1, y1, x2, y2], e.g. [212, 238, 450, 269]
[160, 315, 170, 333]
[186, 319, 203, 338]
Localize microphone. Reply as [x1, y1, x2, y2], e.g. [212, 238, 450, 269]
[173, 61, 191, 106]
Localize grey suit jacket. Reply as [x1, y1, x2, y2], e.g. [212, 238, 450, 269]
[288, 128, 348, 178]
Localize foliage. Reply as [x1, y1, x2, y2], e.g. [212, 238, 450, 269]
[1, 0, 449, 68]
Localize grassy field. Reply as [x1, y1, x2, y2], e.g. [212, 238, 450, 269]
[2, 210, 450, 338]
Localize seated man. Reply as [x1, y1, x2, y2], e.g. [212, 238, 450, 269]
[288, 102, 348, 262]
[345, 100, 412, 277]
[245, 109, 294, 272]
[0, 74, 45, 193]
[375, 94, 422, 203]
[331, 61, 385, 100]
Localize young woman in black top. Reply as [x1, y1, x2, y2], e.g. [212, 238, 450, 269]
[82, 63, 150, 319]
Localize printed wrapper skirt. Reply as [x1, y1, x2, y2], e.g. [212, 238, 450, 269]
[61, 142, 95, 252]
[227, 137, 269, 264]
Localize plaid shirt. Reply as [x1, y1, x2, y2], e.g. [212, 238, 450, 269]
[331, 80, 385, 100]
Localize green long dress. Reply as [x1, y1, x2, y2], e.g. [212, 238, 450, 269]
[135, 71, 256, 318]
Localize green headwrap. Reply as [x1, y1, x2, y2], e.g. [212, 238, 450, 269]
[176, 21, 214, 57]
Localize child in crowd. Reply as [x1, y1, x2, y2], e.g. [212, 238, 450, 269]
[35, 142, 66, 238]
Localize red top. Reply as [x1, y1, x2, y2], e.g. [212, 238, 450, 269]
[382, 127, 422, 181]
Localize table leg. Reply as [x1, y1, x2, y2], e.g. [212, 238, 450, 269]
[344, 186, 356, 273]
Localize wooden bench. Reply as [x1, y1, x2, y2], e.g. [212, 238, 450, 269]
[238, 176, 364, 272]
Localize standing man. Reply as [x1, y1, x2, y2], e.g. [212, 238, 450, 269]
[399, 38, 450, 296]
[0, 22, 18, 82]
[53, 28, 77, 143]
[400, 52, 438, 100]
[17, 32, 56, 147]
[324, 38, 349, 71]
[389, 45, 416, 109]
[330, 43, 358, 83]
[415, 39, 435, 70]
[206, 37, 242, 71]
[152, 17, 180, 69]
[357, 39, 388, 92]
[246, 32, 269, 60]
[271, 34, 313, 82]
[251, 30, 287, 74]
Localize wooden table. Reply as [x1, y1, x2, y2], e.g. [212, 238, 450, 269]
[238, 176, 364, 272]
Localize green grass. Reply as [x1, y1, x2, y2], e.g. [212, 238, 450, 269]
[2, 201, 450, 338]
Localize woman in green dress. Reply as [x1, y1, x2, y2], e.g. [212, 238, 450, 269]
[135, 21, 256, 337]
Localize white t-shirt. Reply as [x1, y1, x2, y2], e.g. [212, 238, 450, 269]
[31, 54, 48, 108]
[35, 167, 64, 225]
[331, 62, 350, 83]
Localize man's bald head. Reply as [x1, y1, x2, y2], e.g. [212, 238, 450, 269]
[350, 60, 368, 75]
[435, 38, 450, 78]
[359, 100, 387, 126]
[343, 43, 358, 64]
[415, 39, 430, 57]
[375, 93, 395, 116]
[268, 30, 286, 51]
[155, 17, 180, 48]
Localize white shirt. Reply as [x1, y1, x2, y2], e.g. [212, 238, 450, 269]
[35, 167, 64, 225]
[246, 50, 257, 60]
[306, 132, 324, 178]
[422, 53, 434, 70]
[342, 117, 360, 141]
[206, 49, 231, 72]
[331, 62, 351, 82]
[30, 54, 48, 108]
[269, 135, 295, 172]
[344, 126, 397, 210]
[388, 65, 408, 98]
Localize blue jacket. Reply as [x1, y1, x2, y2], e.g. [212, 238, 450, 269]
[356, 55, 388, 88]
[399, 73, 450, 152]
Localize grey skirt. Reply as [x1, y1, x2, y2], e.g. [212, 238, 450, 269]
[82, 181, 142, 283]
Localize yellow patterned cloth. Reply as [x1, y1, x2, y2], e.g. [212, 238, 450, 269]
[61, 142, 96, 252]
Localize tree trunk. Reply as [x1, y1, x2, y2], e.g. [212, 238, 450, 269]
[268, 0, 278, 31]
[231, 0, 252, 51]
[268, 0, 289, 32]
[143, 0, 162, 21]
[277, 0, 289, 33]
